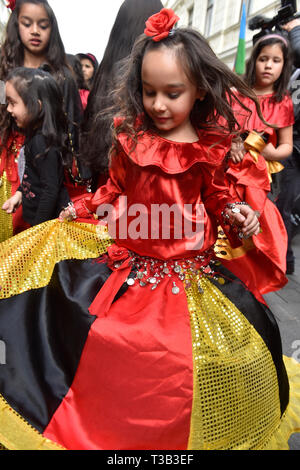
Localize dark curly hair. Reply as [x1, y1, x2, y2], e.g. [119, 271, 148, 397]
[93, 28, 268, 163]
[6, 67, 72, 165]
[0, 0, 68, 81]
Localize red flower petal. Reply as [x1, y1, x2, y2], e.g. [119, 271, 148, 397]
[144, 8, 179, 41]
[6, 0, 16, 11]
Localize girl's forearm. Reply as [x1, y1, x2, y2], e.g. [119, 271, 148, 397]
[263, 144, 293, 161]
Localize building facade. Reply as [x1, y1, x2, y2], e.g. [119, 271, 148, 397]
[164, 0, 300, 68]
[0, 0, 9, 44]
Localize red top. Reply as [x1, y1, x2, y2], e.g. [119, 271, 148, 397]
[79, 89, 90, 110]
[74, 128, 240, 260]
[0, 132, 25, 183]
[233, 91, 294, 146]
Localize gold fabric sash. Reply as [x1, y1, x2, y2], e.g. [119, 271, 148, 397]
[244, 131, 284, 182]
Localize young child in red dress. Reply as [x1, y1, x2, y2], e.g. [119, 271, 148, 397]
[0, 9, 299, 451]
[217, 34, 295, 296]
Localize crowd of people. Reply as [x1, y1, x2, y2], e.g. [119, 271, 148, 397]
[0, 0, 299, 452]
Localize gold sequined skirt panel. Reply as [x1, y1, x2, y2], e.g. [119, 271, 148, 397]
[0, 172, 13, 243]
[185, 275, 283, 450]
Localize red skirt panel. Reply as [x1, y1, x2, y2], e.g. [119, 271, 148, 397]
[44, 275, 194, 450]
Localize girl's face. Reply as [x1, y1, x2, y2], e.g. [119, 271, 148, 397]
[255, 43, 284, 92]
[18, 3, 51, 56]
[80, 59, 94, 82]
[141, 47, 203, 140]
[6, 80, 29, 129]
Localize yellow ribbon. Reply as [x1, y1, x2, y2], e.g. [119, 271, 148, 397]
[244, 131, 284, 182]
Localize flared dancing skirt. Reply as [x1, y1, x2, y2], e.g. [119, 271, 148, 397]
[0, 221, 299, 450]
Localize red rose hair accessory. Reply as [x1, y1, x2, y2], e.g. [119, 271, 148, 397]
[144, 8, 179, 42]
[6, 0, 16, 11]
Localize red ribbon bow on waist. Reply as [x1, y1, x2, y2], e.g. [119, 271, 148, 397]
[89, 244, 132, 317]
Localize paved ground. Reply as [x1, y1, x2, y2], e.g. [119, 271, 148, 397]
[264, 232, 300, 450]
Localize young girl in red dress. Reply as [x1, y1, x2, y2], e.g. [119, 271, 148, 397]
[0, 0, 88, 242]
[0, 9, 299, 451]
[217, 34, 295, 296]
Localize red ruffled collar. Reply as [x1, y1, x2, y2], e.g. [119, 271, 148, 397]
[117, 128, 232, 174]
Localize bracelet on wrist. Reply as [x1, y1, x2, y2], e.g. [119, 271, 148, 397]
[66, 202, 77, 220]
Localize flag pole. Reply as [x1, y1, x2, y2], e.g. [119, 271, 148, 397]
[234, 2, 247, 75]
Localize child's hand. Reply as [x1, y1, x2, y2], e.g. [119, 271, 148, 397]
[224, 203, 260, 239]
[2, 191, 22, 214]
[58, 203, 77, 222]
[229, 137, 245, 163]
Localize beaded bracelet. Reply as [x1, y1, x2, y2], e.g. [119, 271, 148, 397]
[65, 202, 77, 220]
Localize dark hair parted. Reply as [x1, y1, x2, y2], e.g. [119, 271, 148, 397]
[244, 36, 293, 101]
[80, 0, 164, 174]
[108, 28, 267, 150]
[6, 67, 72, 165]
[0, 0, 68, 81]
[67, 54, 86, 91]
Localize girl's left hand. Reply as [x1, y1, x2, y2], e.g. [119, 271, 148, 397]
[224, 204, 260, 238]
[229, 137, 245, 163]
[58, 203, 77, 222]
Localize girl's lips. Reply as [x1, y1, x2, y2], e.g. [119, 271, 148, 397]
[30, 39, 42, 46]
[155, 117, 170, 122]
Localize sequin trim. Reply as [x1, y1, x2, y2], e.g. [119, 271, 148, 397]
[185, 274, 282, 450]
[121, 249, 219, 294]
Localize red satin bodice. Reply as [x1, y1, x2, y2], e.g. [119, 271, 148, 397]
[75, 129, 239, 260]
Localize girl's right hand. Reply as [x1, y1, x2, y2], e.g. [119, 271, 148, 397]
[2, 191, 22, 214]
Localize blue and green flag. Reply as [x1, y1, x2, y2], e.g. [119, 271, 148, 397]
[234, 2, 246, 75]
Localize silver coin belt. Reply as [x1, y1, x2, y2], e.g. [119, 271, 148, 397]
[120, 249, 216, 295]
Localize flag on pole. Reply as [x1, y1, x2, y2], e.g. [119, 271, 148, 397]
[234, 2, 246, 75]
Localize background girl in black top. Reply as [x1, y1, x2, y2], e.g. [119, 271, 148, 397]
[2, 67, 70, 226]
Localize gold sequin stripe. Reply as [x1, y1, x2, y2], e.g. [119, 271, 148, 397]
[0, 220, 113, 300]
[0, 172, 14, 243]
[261, 356, 300, 450]
[185, 274, 282, 450]
[0, 394, 65, 450]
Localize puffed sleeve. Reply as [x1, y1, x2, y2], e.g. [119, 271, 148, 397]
[74, 145, 127, 218]
[201, 162, 243, 247]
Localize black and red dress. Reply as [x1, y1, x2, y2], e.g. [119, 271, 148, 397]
[0, 128, 299, 450]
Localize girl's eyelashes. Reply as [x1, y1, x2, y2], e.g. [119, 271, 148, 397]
[168, 93, 180, 99]
[258, 56, 283, 63]
[20, 21, 50, 30]
[143, 89, 181, 99]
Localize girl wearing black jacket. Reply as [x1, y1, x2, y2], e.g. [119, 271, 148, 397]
[2, 68, 70, 226]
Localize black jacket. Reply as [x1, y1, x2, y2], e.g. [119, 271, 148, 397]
[19, 133, 69, 226]
[288, 26, 300, 151]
